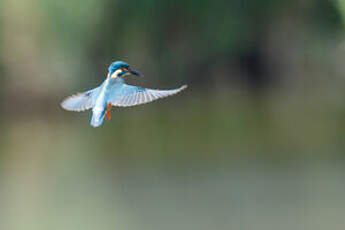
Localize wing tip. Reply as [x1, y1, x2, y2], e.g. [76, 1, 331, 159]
[60, 97, 71, 111]
[60, 93, 90, 112]
[60, 95, 77, 111]
[180, 85, 188, 90]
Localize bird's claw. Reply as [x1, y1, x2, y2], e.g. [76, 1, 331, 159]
[104, 104, 112, 120]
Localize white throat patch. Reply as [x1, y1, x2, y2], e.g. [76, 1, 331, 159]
[110, 69, 123, 79]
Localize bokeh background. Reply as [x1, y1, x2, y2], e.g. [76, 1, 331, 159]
[1, 0, 345, 229]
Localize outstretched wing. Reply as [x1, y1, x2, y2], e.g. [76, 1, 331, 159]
[108, 84, 187, 107]
[61, 87, 100, 112]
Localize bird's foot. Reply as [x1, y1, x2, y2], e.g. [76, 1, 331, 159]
[104, 103, 112, 120]
[105, 111, 111, 120]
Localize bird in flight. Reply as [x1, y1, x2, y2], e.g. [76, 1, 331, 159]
[61, 61, 187, 127]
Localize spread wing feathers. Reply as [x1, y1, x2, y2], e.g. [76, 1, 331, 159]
[111, 84, 187, 107]
[61, 87, 99, 112]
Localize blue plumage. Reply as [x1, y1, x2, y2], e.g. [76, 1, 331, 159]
[108, 61, 129, 73]
[61, 61, 187, 127]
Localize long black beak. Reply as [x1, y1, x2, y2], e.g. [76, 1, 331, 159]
[118, 68, 143, 78]
[129, 69, 142, 77]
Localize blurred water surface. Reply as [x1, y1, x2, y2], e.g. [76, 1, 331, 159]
[1, 95, 345, 230]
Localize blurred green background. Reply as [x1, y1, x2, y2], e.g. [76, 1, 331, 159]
[1, 0, 345, 229]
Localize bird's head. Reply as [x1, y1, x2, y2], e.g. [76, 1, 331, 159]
[107, 61, 142, 80]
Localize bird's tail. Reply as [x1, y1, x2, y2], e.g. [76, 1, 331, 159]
[90, 107, 105, 127]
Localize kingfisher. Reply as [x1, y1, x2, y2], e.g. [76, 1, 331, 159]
[61, 61, 187, 127]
